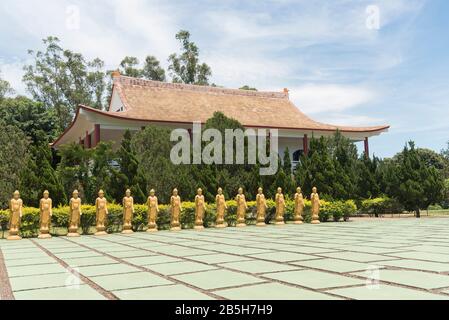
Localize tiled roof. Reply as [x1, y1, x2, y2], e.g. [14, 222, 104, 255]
[107, 75, 389, 133]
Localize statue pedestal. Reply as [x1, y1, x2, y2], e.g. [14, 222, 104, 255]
[38, 233, 52, 239]
[67, 232, 80, 237]
[121, 229, 133, 234]
[194, 225, 204, 230]
[7, 234, 22, 241]
[275, 220, 285, 225]
[215, 223, 226, 228]
[236, 223, 246, 227]
[311, 220, 321, 224]
[256, 222, 266, 227]
[94, 231, 108, 236]
[170, 226, 181, 231]
[146, 227, 158, 233]
[293, 220, 303, 224]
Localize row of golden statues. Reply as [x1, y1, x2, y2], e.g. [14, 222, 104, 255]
[5, 187, 321, 240]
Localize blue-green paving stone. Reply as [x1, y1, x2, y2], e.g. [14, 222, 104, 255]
[353, 269, 449, 290]
[107, 249, 152, 258]
[386, 251, 449, 263]
[319, 251, 397, 262]
[78, 263, 140, 277]
[215, 283, 341, 300]
[54, 251, 102, 259]
[7, 263, 67, 277]
[113, 284, 213, 300]
[90, 271, 172, 291]
[10, 272, 80, 291]
[3, 251, 49, 260]
[219, 260, 301, 274]
[172, 269, 265, 290]
[5, 256, 56, 267]
[248, 251, 314, 262]
[61, 256, 119, 267]
[263, 270, 365, 289]
[379, 259, 449, 272]
[125, 255, 182, 266]
[292, 258, 383, 273]
[144, 261, 217, 275]
[13, 284, 106, 300]
[328, 284, 449, 300]
[188, 253, 252, 264]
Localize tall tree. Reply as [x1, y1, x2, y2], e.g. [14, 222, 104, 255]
[110, 130, 146, 204]
[142, 55, 166, 81]
[0, 121, 30, 209]
[23, 36, 108, 130]
[168, 30, 212, 85]
[0, 70, 14, 101]
[385, 142, 444, 217]
[118, 56, 142, 78]
[0, 96, 59, 145]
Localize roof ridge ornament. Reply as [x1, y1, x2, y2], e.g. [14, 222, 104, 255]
[115, 75, 289, 100]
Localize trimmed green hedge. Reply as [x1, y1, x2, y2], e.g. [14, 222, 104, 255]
[0, 199, 356, 238]
[360, 197, 403, 217]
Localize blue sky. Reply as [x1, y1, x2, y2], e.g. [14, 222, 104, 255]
[0, 0, 448, 158]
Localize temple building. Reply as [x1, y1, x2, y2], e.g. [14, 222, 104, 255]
[52, 72, 389, 166]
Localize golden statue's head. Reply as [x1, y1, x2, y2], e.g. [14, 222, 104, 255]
[258, 187, 263, 194]
[197, 188, 203, 195]
[13, 190, 20, 199]
[173, 188, 178, 196]
[296, 187, 302, 193]
[312, 187, 317, 193]
[125, 189, 131, 197]
[238, 187, 243, 194]
[217, 187, 223, 194]
[98, 189, 104, 197]
[277, 187, 282, 194]
[73, 190, 79, 198]
[150, 189, 155, 196]
[43, 190, 49, 198]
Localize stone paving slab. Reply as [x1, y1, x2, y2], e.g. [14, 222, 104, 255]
[3, 218, 449, 300]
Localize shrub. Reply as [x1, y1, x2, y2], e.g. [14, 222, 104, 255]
[360, 197, 403, 216]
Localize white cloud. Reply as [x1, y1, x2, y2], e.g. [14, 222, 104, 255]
[289, 84, 376, 114]
[0, 60, 27, 96]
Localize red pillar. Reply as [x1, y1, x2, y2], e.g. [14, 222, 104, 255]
[84, 130, 91, 149]
[303, 134, 309, 156]
[364, 137, 369, 158]
[93, 124, 101, 147]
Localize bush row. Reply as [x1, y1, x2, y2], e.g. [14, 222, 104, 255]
[0, 199, 359, 238]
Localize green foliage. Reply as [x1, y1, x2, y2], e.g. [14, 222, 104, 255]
[0, 121, 30, 209]
[0, 96, 59, 145]
[382, 142, 444, 217]
[23, 36, 108, 130]
[360, 197, 404, 216]
[168, 30, 212, 85]
[0, 70, 14, 101]
[239, 85, 257, 91]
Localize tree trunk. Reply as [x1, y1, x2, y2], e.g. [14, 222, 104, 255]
[416, 208, 421, 218]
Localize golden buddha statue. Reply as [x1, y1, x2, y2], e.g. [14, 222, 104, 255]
[68, 190, 82, 237]
[38, 190, 52, 239]
[235, 187, 247, 227]
[215, 187, 227, 228]
[293, 187, 305, 224]
[275, 187, 286, 225]
[194, 188, 206, 230]
[311, 187, 321, 224]
[170, 188, 182, 231]
[256, 187, 268, 226]
[95, 189, 108, 235]
[7, 190, 23, 240]
[147, 189, 159, 232]
[122, 189, 134, 234]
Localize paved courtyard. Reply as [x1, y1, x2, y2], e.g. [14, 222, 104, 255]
[2, 218, 449, 300]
